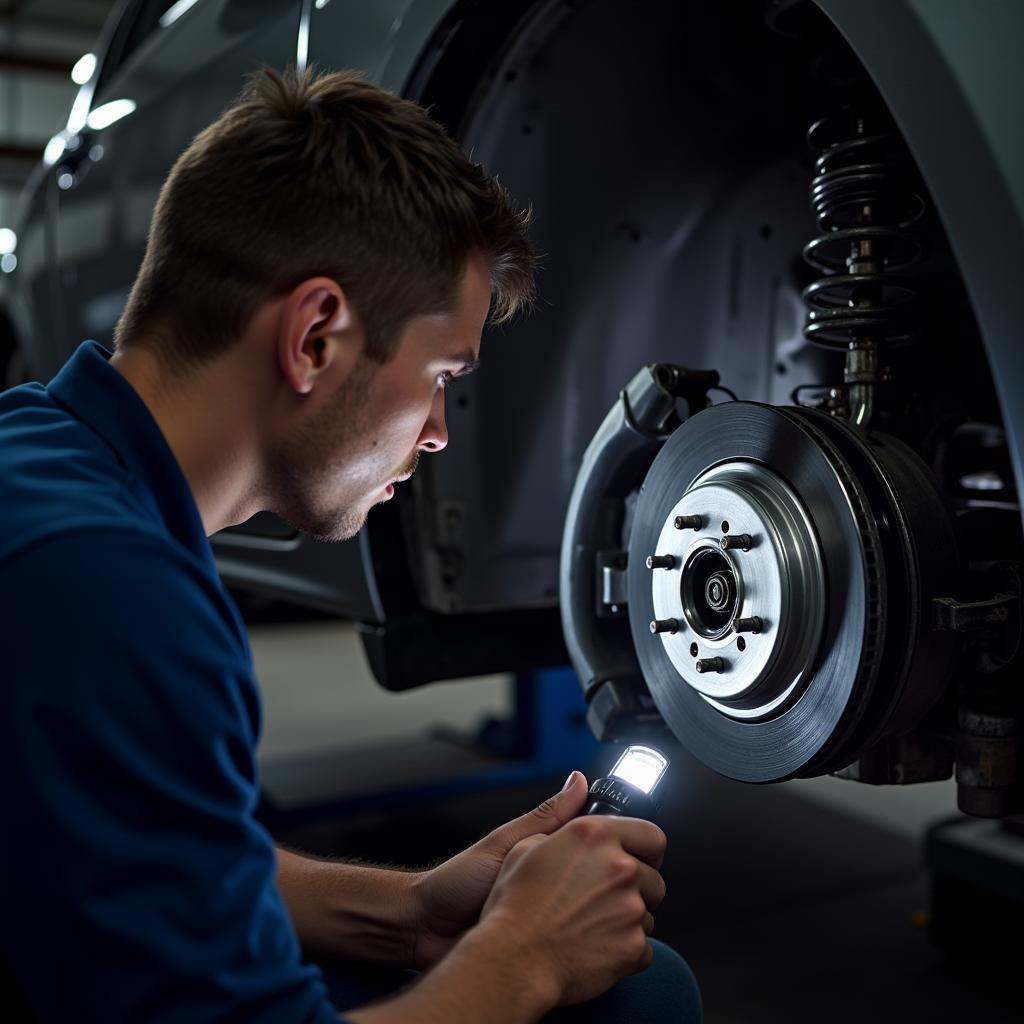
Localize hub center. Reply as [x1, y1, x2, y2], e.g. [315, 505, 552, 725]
[682, 548, 739, 638]
[705, 572, 733, 612]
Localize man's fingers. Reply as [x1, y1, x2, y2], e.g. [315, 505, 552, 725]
[636, 862, 666, 912]
[629, 940, 656, 975]
[483, 771, 589, 855]
[617, 819, 667, 870]
[642, 940, 655, 970]
[643, 912, 655, 936]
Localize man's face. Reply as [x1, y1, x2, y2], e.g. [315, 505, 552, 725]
[266, 258, 490, 542]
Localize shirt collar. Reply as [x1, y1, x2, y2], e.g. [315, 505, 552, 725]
[47, 340, 214, 570]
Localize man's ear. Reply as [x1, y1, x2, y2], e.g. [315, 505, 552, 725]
[278, 276, 362, 395]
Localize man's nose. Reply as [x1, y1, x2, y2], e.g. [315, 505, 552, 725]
[418, 389, 448, 453]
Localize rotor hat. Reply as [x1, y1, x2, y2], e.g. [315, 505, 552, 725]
[646, 457, 826, 719]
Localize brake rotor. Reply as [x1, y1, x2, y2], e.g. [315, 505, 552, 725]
[627, 401, 958, 782]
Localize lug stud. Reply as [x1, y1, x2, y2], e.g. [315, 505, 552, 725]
[674, 514, 703, 531]
[695, 657, 725, 673]
[733, 616, 763, 634]
[650, 618, 679, 635]
[720, 533, 753, 551]
[646, 554, 676, 569]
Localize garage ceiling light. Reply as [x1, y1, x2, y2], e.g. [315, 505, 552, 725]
[86, 99, 137, 131]
[160, 0, 202, 29]
[44, 134, 68, 166]
[71, 53, 96, 85]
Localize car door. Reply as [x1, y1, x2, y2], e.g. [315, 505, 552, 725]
[45, 0, 384, 621]
[50, 0, 301, 360]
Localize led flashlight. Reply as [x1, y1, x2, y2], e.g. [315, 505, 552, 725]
[584, 744, 670, 818]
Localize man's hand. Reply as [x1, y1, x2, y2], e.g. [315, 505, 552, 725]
[478, 811, 668, 1005]
[409, 771, 589, 967]
[346, 801, 669, 1024]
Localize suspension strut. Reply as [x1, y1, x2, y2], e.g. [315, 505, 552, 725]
[801, 107, 927, 428]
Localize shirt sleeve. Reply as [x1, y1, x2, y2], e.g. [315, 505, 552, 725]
[0, 529, 340, 1023]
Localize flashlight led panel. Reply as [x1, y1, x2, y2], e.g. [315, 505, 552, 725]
[609, 745, 668, 794]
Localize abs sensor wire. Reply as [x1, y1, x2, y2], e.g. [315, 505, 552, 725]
[709, 385, 738, 402]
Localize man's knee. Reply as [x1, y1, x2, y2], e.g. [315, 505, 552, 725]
[644, 939, 702, 1022]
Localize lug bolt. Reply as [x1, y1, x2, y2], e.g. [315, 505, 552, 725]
[650, 618, 679, 635]
[674, 514, 703, 531]
[646, 554, 676, 569]
[733, 616, 763, 634]
[720, 533, 753, 551]
[695, 657, 725, 673]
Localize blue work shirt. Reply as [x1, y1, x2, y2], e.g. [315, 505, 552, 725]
[0, 342, 341, 1023]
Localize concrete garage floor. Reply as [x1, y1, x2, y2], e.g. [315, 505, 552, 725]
[250, 617, 1022, 1023]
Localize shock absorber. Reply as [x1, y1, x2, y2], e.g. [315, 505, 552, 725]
[801, 107, 927, 427]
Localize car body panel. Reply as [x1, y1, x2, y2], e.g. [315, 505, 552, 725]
[51, 0, 303, 352]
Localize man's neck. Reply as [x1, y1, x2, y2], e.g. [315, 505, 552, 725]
[110, 342, 266, 536]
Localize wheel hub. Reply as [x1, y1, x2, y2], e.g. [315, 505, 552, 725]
[627, 401, 959, 782]
[647, 461, 826, 719]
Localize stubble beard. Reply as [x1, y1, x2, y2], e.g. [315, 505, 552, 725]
[265, 357, 382, 543]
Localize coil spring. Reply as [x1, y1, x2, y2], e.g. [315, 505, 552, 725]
[802, 108, 926, 349]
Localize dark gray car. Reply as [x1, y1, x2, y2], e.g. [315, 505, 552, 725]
[1, 0, 1021, 813]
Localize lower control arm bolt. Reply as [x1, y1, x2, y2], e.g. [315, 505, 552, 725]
[674, 515, 703, 531]
[650, 618, 680, 635]
[646, 554, 677, 569]
[733, 616, 763, 634]
[720, 533, 753, 551]
[695, 657, 725, 673]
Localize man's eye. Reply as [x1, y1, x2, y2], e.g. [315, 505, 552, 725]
[439, 371, 458, 389]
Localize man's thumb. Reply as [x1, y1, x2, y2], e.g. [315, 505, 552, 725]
[488, 770, 589, 854]
[559, 769, 587, 799]
[546, 769, 588, 817]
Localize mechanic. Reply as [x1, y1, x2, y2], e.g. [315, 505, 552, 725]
[0, 68, 702, 1023]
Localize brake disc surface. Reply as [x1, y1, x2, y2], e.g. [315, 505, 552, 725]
[627, 402, 883, 781]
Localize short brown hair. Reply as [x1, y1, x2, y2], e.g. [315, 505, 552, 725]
[115, 67, 536, 369]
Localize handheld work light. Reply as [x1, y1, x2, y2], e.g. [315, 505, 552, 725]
[584, 744, 669, 819]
